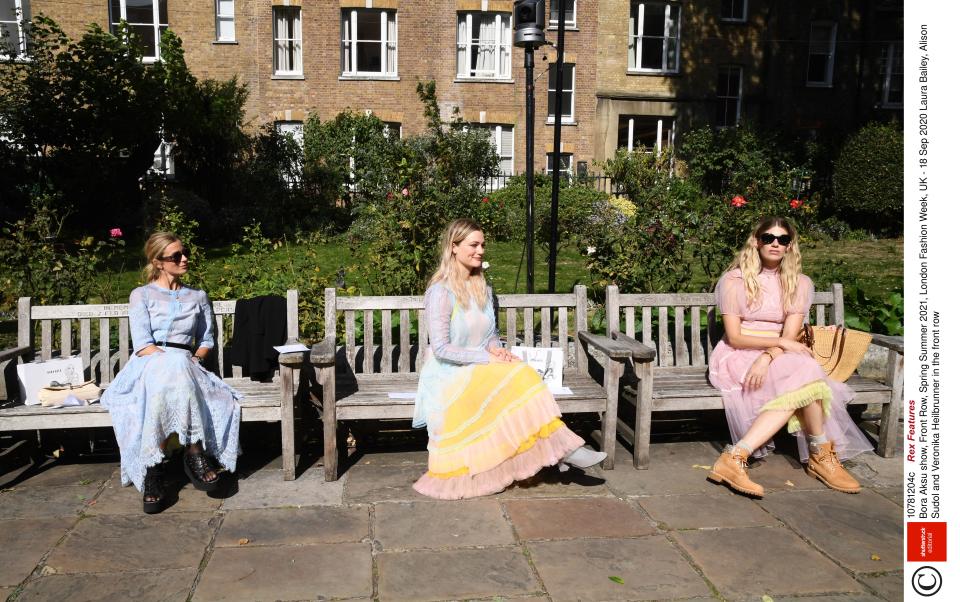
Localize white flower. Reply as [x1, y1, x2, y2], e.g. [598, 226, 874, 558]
[481, 261, 490, 270]
[586, 246, 596, 256]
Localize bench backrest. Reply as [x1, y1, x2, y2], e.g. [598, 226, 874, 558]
[606, 283, 845, 368]
[323, 285, 591, 377]
[17, 290, 299, 383]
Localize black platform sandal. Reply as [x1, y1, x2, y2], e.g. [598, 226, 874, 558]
[183, 449, 219, 492]
[143, 464, 165, 514]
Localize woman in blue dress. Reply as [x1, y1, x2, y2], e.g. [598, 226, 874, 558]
[101, 232, 242, 513]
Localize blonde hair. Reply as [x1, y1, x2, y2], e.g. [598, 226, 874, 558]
[141, 231, 181, 283]
[428, 219, 488, 309]
[725, 217, 802, 310]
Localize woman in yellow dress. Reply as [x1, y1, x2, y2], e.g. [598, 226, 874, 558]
[412, 219, 606, 499]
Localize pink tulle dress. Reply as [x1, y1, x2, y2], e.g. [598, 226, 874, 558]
[708, 268, 874, 462]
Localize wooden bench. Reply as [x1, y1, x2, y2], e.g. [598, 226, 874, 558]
[0, 291, 304, 480]
[604, 284, 904, 469]
[309, 285, 636, 481]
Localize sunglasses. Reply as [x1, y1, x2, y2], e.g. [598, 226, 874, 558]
[759, 233, 792, 246]
[157, 250, 190, 264]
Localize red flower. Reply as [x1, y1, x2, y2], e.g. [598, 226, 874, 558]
[481, 196, 490, 203]
[387, 191, 395, 200]
[730, 195, 747, 208]
[789, 198, 803, 209]
[109, 228, 123, 238]
[401, 187, 410, 197]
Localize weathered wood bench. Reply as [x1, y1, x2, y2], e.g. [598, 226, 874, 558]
[310, 285, 636, 481]
[605, 284, 904, 469]
[0, 291, 304, 480]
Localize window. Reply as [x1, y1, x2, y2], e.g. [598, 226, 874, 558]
[549, 0, 576, 27]
[109, 0, 168, 62]
[628, 2, 681, 73]
[383, 121, 402, 139]
[275, 121, 304, 186]
[215, 0, 234, 42]
[456, 12, 511, 79]
[547, 63, 575, 123]
[716, 66, 742, 127]
[276, 121, 304, 147]
[342, 9, 397, 77]
[0, 0, 29, 58]
[151, 139, 175, 179]
[273, 7, 302, 76]
[617, 115, 674, 154]
[719, 0, 747, 22]
[546, 153, 573, 180]
[881, 43, 903, 108]
[806, 22, 836, 87]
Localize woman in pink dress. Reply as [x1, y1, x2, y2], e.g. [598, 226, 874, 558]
[707, 217, 873, 497]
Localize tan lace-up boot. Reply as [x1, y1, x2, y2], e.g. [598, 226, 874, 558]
[708, 446, 764, 498]
[806, 441, 861, 493]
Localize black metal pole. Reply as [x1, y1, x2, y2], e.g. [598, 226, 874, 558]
[525, 46, 536, 294]
[548, 0, 566, 293]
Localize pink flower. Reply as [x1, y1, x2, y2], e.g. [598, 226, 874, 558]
[789, 198, 803, 209]
[481, 196, 490, 203]
[730, 195, 747, 208]
[401, 187, 410, 197]
[109, 228, 123, 238]
[387, 191, 395, 200]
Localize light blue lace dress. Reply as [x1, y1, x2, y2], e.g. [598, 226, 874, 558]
[101, 284, 242, 491]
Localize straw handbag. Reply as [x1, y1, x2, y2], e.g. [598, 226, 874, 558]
[797, 325, 872, 382]
[37, 380, 102, 407]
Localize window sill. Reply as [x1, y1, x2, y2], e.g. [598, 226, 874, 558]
[212, 40, 239, 45]
[454, 77, 515, 84]
[547, 25, 579, 31]
[626, 69, 680, 77]
[546, 120, 578, 126]
[339, 74, 400, 81]
[272, 74, 305, 80]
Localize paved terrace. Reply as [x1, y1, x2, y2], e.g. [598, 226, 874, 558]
[0, 433, 903, 602]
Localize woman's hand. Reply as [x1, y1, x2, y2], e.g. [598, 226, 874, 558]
[137, 344, 163, 357]
[778, 337, 815, 357]
[489, 348, 521, 363]
[743, 353, 772, 390]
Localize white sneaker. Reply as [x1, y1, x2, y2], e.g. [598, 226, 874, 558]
[559, 446, 607, 470]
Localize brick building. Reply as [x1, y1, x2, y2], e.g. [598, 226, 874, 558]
[5, 1, 902, 174]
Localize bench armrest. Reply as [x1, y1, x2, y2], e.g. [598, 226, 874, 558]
[577, 331, 635, 360]
[278, 351, 306, 367]
[869, 333, 903, 355]
[310, 335, 336, 366]
[609, 332, 656, 362]
[0, 345, 31, 363]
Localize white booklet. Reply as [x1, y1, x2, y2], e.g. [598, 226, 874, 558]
[510, 346, 565, 392]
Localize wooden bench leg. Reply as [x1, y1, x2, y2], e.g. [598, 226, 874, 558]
[633, 360, 653, 470]
[878, 349, 904, 457]
[279, 366, 296, 481]
[601, 358, 623, 470]
[320, 366, 339, 481]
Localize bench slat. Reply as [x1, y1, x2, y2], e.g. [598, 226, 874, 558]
[674, 306, 688, 367]
[541, 306, 551, 347]
[99, 318, 111, 384]
[345, 310, 356, 372]
[558, 307, 568, 368]
[625, 306, 635, 339]
[416, 310, 427, 371]
[41, 320, 52, 361]
[506, 308, 517, 348]
[657, 307, 670, 367]
[381, 309, 392, 373]
[691, 306, 704, 366]
[523, 307, 534, 346]
[363, 310, 374, 373]
[399, 309, 410, 373]
[119, 317, 129, 367]
[61, 319, 71, 358]
[80, 319, 91, 378]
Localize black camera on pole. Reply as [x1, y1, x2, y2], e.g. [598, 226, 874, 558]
[513, 0, 545, 47]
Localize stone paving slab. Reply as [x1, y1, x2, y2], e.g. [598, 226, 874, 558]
[612, 440, 717, 467]
[0, 518, 75, 587]
[377, 546, 539, 602]
[637, 491, 779, 530]
[45, 512, 217, 574]
[758, 489, 903, 573]
[217, 506, 370, 547]
[872, 487, 903, 507]
[675, 525, 864, 599]
[846, 451, 904, 489]
[773, 595, 883, 602]
[748, 453, 830, 492]
[0, 485, 99, 519]
[527, 536, 711, 601]
[860, 571, 903, 601]
[343, 464, 426, 504]
[222, 468, 344, 510]
[10, 461, 118, 488]
[375, 499, 514, 550]
[498, 466, 613, 499]
[603, 459, 719, 497]
[87, 478, 223, 515]
[504, 497, 655, 540]
[16, 568, 196, 601]
[193, 542, 372, 602]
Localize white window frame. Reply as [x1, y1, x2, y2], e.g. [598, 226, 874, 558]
[215, 0, 235, 42]
[881, 42, 903, 109]
[548, 0, 576, 28]
[383, 121, 402, 139]
[547, 63, 575, 124]
[341, 8, 398, 78]
[276, 120, 304, 147]
[109, 0, 168, 63]
[546, 152, 573, 180]
[619, 115, 674, 155]
[719, 0, 747, 23]
[0, 0, 29, 59]
[628, 2, 681, 74]
[456, 11, 511, 80]
[273, 6, 302, 77]
[716, 65, 743, 127]
[806, 21, 837, 87]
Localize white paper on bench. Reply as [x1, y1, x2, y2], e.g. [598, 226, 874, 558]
[388, 392, 417, 399]
[511, 346, 563, 390]
[273, 343, 310, 353]
[550, 386, 573, 395]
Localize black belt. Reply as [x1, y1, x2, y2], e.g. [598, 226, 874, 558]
[161, 342, 194, 352]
